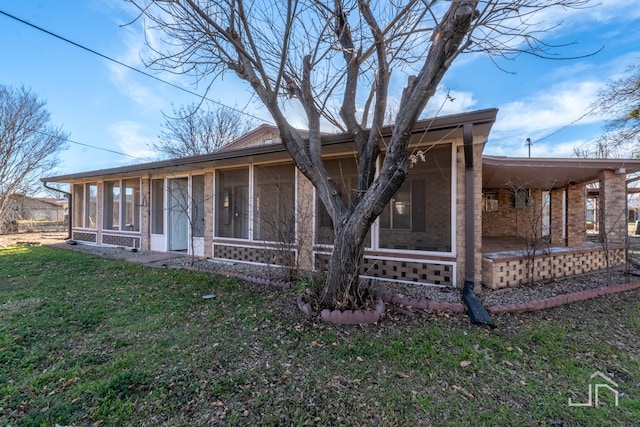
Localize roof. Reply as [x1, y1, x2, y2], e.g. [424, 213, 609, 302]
[483, 156, 640, 190]
[8, 194, 66, 207]
[42, 108, 499, 183]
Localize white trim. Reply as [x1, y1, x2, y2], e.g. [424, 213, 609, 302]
[248, 165, 255, 240]
[360, 275, 449, 288]
[209, 257, 287, 269]
[450, 142, 457, 257]
[100, 230, 141, 236]
[362, 254, 457, 264]
[213, 241, 298, 252]
[367, 247, 455, 257]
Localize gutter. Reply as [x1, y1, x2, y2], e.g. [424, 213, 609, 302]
[42, 182, 72, 240]
[462, 123, 494, 327]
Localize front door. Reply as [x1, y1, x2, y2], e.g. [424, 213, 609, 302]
[168, 178, 189, 251]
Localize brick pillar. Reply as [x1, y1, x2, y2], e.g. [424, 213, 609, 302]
[550, 189, 565, 245]
[599, 169, 627, 245]
[456, 140, 483, 289]
[204, 171, 214, 258]
[95, 182, 103, 244]
[565, 184, 586, 246]
[455, 144, 466, 288]
[140, 178, 151, 250]
[472, 141, 484, 287]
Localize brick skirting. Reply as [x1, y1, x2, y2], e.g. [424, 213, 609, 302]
[102, 234, 141, 248]
[482, 244, 625, 289]
[315, 253, 454, 286]
[213, 243, 295, 265]
[72, 231, 96, 243]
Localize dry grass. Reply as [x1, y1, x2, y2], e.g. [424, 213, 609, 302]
[1, 244, 639, 426]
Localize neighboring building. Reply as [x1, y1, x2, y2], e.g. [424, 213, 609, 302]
[2, 195, 68, 232]
[42, 109, 640, 289]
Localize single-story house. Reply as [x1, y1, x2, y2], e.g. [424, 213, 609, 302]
[42, 109, 640, 290]
[1, 194, 68, 233]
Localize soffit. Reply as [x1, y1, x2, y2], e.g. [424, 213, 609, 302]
[483, 156, 640, 189]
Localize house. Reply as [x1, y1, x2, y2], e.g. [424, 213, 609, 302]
[1, 194, 68, 233]
[42, 109, 640, 290]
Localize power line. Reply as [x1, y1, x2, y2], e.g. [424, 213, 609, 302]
[34, 129, 152, 160]
[532, 100, 604, 145]
[0, 8, 271, 125]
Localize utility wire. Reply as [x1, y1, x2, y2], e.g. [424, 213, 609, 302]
[34, 128, 152, 160]
[0, 8, 271, 125]
[532, 99, 604, 145]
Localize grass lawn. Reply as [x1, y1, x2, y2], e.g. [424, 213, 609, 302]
[1, 245, 639, 426]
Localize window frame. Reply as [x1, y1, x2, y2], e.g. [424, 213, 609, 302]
[103, 178, 141, 232]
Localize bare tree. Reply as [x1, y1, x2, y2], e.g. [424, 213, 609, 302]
[130, 0, 593, 309]
[584, 63, 640, 159]
[0, 85, 68, 233]
[150, 103, 257, 158]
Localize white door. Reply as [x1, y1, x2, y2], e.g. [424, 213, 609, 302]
[169, 178, 189, 251]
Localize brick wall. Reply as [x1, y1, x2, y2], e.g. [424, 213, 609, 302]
[482, 244, 625, 289]
[566, 184, 586, 246]
[599, 169, 627, 245]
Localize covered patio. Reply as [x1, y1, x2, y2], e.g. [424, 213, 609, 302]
[480, 156, 640, 289]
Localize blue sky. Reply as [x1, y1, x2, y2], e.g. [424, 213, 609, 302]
[0, 0, 639, 177]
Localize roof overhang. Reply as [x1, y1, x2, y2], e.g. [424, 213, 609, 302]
[483, 156, 640, 190]
[42, 108, 498, 184]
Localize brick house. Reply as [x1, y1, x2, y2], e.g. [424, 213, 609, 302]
[42, 109, 640, 290]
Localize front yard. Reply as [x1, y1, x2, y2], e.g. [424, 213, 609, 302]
[1, 245, 638, 426]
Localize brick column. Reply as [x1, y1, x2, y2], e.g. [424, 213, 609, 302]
[204, 171, 214, 258]
[565, 184, 586, 246]
[140, 178, 151, 250]
[598, 169, 627, 245]
[455, 139, 483, 289]
[96, 182, 103, 245]
[550, 189, 565, 245]
[472, 141, 484, 287]
[455, 144, 466, 287]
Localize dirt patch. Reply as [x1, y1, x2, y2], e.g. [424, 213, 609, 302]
[0, 231, 68, 247]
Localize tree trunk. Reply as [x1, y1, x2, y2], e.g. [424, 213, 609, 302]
[320, 212, 372, 309]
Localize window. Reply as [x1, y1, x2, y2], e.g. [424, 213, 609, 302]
[151, 179, 164, 234]
[379, 182, 411, 230]
[123, 179, 140, 231]
[315, 157, 370, 246]
[379, 144, 452, 252]
[72, 183, 97, 229]
[103, 181, 120, 230]
[483, 191, 499, 212]
[104, 179, 141, 231]
[86, 184, 97, 228]
[253, 164, 295, 242]
[73, 184, 84, 228]
[215, 168, 249, 239]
